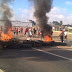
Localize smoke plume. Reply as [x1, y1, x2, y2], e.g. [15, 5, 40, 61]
[0, 0, 14, 34]
[29, 0, 53, 35]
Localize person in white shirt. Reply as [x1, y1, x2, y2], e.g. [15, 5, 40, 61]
[64, 31, 67, 39]
[29, 28, 32, 37]
[18, 27, 20, 33]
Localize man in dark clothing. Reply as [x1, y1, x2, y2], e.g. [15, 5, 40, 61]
[34, 28, 36, 34]
[59, 30, 64, 42]
[33, 28, 36, 37]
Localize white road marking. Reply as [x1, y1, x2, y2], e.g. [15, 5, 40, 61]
[0, 69, 4, 72]
[32, 48, 72, 61]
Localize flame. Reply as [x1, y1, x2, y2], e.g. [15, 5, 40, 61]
[44, 35, 52, 42]
[1, 29, 13, 41]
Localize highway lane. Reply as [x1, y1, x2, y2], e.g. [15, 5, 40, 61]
[0, 48, 72, 72]
[36, 46, 72, 59]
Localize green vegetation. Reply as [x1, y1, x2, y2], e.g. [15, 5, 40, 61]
[69, 29, 72, 33]
[53, 20, 63, 26]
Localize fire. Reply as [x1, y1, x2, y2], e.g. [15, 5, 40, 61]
[1, 29, 13, 41]
[44, 35, 52, 42]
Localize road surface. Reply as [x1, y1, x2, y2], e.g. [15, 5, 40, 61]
[0, 46, 72, 72]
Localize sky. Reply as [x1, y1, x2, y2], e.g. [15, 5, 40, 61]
[10, 0, 72, 24]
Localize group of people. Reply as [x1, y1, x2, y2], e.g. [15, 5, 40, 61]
[59, 29, 68, 42]
[13, 27, 23, 36]
[24, 27, 36, 37]
[12, 26, 68, 43]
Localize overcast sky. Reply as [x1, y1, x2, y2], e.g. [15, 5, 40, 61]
[11, 0, 72, 24]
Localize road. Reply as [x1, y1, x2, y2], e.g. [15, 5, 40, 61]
[0, 46, 72, 72]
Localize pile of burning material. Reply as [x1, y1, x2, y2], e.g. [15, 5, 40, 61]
[7, 40, 55, 49]
[0, 38, 54, 49]
[0, 38, 20, 49]
[23, 40, 43, 47]
[23, 40, 55, 47]
[42, 41, 55, 46]
[23, 40, 67, 48]
[0, 38, 67, 49]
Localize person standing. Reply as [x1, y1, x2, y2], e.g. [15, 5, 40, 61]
[33, 28, 36, 37]
[59, 30, 64, 42]
[41, 30, 44, 40]
[18, 27, 20, 33]
[20, 27, 23, 33]
[16, 28, 18, 36]
[22, 27, 23, 33]
[29, 28, 32, 37]
[25, 27, 28, 37]
[14, 27, 16, 36]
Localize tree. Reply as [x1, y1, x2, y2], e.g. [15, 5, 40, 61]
[53, 21, 63, 26]
[53, 21, 60, 25]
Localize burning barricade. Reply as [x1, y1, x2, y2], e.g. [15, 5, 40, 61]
[0, 20, 12, 42]
[0, 20, 13, 49]
[1, 28, 12, 41]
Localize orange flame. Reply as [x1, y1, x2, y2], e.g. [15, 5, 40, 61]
[44, 35, 52, 42]
[1, 29, 13, 41]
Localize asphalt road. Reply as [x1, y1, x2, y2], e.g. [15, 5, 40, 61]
[0, 47, 72, 72]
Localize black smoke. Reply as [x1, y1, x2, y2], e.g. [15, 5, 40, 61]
[0, 0, 14, 34]
[29, 0, 53, 35]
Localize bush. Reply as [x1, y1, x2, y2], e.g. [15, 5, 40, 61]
[69, 29, 72, 32]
